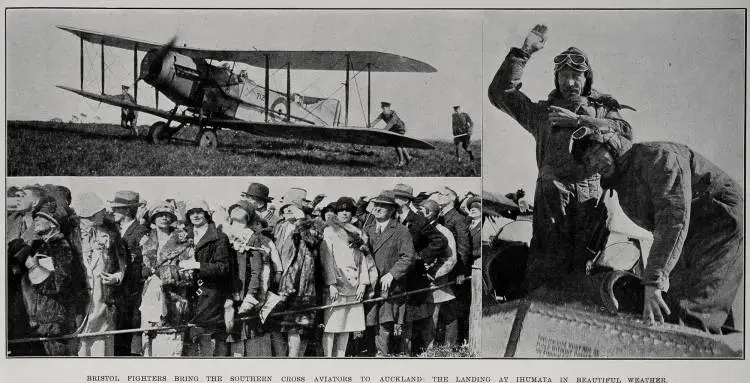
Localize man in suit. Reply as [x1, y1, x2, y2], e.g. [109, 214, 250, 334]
[363, 190, 416, 356]
[392, 184, 447, 355]
[109, 190, 150, 356]
[434, 186, 472, 344]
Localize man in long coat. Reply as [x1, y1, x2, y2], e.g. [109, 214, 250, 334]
[109, 191, 150, 356]
[488, 24, 634, 297]
[393, 184, 447, 355]
[363, 190, 416, 356]
[571, 129, 744, 333]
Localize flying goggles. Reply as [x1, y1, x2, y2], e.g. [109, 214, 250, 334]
[554, 53, 589, 72]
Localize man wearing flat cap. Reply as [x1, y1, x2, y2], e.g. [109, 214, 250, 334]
[109, 191, 150, 356]
[120, 84, 138, 135]
[452, 105, 475, 163]
[363, 190, 416, 356]
[393, 183, 448, 354]
[369, 101, 413, 168]
[488, 24, 633, 297]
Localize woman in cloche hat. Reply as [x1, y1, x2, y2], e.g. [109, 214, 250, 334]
[139, 201, 194, 357]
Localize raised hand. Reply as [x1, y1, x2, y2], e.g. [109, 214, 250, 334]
[522, 24, 548, 55]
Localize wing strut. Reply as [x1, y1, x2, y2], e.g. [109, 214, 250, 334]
[344, 54, 350, 126]
[133, 44, 138, 102]
[367, 63, 371, 125]
[286, 62, 291, 122]
[79, 37, 84, 90]
[100, 43, 105, 94]
[264, 54, 270, 123]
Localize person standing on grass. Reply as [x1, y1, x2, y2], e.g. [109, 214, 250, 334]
[452, 105, 475, 163]
[369, 102, 413, 168]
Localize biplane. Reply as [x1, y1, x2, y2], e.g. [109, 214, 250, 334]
[56, 26, 436, 150]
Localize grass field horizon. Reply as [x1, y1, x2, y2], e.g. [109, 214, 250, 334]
[7, 120, 480, 177]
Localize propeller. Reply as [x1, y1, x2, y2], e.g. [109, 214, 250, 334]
[139, 36, 178, 83]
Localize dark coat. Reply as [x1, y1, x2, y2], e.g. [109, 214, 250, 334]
[605, 142, 744, 332]
[21, 233, 78, 336]
[189, 223, 232, 328]
[400, 210, 448, 321]
[364, 218, 415, 325]
[121, 221, 150, 302]
[440, 208, 471, 276]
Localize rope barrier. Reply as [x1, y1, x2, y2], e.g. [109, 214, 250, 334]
[8, 277, 471, 344]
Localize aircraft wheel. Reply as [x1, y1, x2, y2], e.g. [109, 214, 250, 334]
[197, 128, 219, 149]
[148, 122, 170, 144]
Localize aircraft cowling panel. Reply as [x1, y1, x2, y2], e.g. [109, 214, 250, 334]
[141, 50, 202, 107]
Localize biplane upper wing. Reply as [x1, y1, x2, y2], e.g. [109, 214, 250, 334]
[58, 26, 436, 73]
[57, 86, 435, 149]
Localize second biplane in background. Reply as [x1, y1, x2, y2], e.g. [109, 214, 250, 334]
[57, 25, 436, 150]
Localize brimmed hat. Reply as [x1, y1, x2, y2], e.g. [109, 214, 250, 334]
[150, 201, 177, 223]
[381, 101, 391, 108]
[241, 183, 273, 202]
[392, 183, 414, 200]
[370, 190, 398, 206]
[453, 105, 460, 110]
[334, 197, 357, 214]
[185, 199, 211, 216]
[280, 188, 312, 213]
[72, 192, 105, 218]
[32, 196, 63, 227]
[108, 190, 143, 208]
[122, 84, 130, 90]
[228, 200, 257, 223]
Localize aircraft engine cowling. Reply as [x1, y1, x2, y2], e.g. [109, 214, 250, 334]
[140, 49, 202, 107]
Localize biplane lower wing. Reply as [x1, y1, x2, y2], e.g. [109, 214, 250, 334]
[57, 86, 435, 150]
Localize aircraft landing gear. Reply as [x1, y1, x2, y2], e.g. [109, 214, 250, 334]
[196, 128, 218, 149]
[147, 121, 170, 144]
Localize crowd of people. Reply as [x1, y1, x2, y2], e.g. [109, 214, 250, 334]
[6, 182, 481, 357]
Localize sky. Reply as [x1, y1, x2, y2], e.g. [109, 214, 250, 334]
[481, 10, 745, 237]
[6, 9, 483, 140]
[7, 176, 480, 212]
